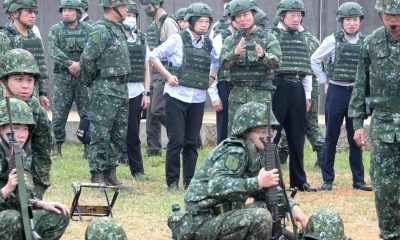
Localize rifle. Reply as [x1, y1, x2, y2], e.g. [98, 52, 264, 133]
[262, 101, 298, 240]
[5, 97, 41, 240]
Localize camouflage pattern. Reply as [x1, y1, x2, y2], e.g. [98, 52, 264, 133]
[48, 20, 92, 143]
[59, 0, 84, 13]
[99, 0, 128, 7]
[0, 98, 36, 127]
[375, 0, 400, 14]
[139, 0, 163, 5]
[254, 7, 268, 27]
[85, 217, 127, 240]
[3, 0, 38, 13]
[348, 26, 400, 239]
[220, 26, 282, 133]
[0, 48, 40, 80]
[303, 209, 351, 240]
[276, 0, 305, 17]
[127, 0, 138, 14]
[228, 0, 257, 18]
[80, 16, 130, 173]
[184, 2, 213, 22]
[81, 0, 89, 11]
[336, 2, 364, 22]
[174, 7, 187, 20]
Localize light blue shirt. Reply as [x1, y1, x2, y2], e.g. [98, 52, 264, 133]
[150, 30, 220, 103]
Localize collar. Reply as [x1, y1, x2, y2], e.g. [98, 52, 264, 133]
[187, 30, 204, 44]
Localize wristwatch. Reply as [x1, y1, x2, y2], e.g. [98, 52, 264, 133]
[143, 91, 150, 96]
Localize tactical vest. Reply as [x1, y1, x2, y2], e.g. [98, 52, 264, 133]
[146, 14, 169, 51]
[217, 28, 233, 81]
[54, 22, 91, 73]
[229, 29, 275, 90]
[94, 19, 131, 80]
[0, 25, 48, 80]
[273, 28, 313, 75]
[326, 31, 364, 82]
[127, 30, 146, 83]
[168, 31, 212, 90]
[213, 18, 230, 37]
[366, 27, 400, 113]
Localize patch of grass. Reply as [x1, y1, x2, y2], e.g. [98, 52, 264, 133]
[44, 143, 378, 240]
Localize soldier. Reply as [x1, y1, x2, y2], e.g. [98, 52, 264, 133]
[150, 2, 219, 190]
[254, 7, 268, 29]
[180, 102, 306, 239]
[174, 7, 189, 31]
[85, 217, 127, 240]
[140, 0, 179, 157]
[80, 0, 94, 24]
[311, 2, 372, 191]
[303, 209, 352, 240]
[123, 0, 151, 179]
[0, 48, 53, 199]
[80, 0, 131, 186]
[220, 0, 281, 136]
[209, 0, 231, 39]
[0, 98, 70, 239]
[48, 0, 92, 157]
[0, 0, 50, 109]
[270, 0, 317, 192]
[349, 0, 400, 238]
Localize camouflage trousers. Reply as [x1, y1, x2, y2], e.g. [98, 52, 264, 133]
[52, 73, 89, 143]
[228, 86, 272, 134]
[0, 209, 70, 239]
[278, 95, 324, 154]
[370, 140, 400, 240]
[88, 93, 128, 172]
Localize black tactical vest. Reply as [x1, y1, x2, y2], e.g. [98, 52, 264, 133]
[127, 30, 146, 83]
[273, 28, 313, 75]
[168, 31, 212, 90]
[326, 31, 364, 82]
[146, 14, 169, 51]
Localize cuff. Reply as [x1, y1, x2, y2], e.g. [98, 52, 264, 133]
[305, 91, 311, 100]
[245, 177, 259, 192]
[353, 118, 364, 130]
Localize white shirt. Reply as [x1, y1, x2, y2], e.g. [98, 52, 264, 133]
[311, 31, 361, 87]
[150, 30, 220, 103]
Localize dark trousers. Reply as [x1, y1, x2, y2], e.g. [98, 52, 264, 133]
[164, 94, 205, 188]
[127, 95, 145, 176]
[216, 81, 230, 144]
[272, 76, 307, 187]
[321, 83, 364, 183]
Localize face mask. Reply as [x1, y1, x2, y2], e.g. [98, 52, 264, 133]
[145, 6, 156, 17]
[123, 17, 136, 30]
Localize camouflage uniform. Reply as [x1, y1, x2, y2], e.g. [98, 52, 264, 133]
[0, 48, 52, 199]
[48, 0, 92, 151]
[220, 0, 282, 133]
[0, 99, 69, 240]
[80, 0, 131, 185]
[348, 0, 400, 238]
[85, 217, 127, 240]
[303, 209, 351, 240]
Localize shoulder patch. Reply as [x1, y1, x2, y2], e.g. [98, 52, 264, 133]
[225, 154, 240, 171]
[91, 33, 101, 44]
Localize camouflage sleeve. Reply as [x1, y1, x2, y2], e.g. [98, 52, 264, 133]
[208, 146, 259, 198]
[0, 32, 12, 55]
[48, 24, 71, 67]
[261, 33, 282, 69]
[349, 39, 371, 129]
[220, 36, 237, 69]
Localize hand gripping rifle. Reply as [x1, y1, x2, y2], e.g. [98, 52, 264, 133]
[262, 101, 298, 240]
[6, 97, 41, 240]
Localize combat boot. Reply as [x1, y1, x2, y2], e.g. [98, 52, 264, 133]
[278, 150, 288, 165]
[104, 167, 123, 186]
[83, 144, 89, 160]
[52, 142, 62, 156]
[91, 171, 106, 185]
[314, 148, 323, 168]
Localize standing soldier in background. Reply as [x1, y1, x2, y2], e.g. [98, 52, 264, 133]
[80, 0, 131, 186]
[209, 0, 231, 39]
[220, 0, 281, 134]
[349, 0, 400, 238]
[80, 0, 94, 24]
[48, 0, 92, 157]
[312, 2, 372, 191]
[0, 0, 50, 109]
[174, 7, 189, 31]
[140, 0, 179, 157]
[270, 0, 317, 192]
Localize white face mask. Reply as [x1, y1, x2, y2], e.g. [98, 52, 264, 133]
[123, 17, 136, 30]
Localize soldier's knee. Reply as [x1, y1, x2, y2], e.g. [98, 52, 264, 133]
[249, 208, 272, 237]
[0, 210, 22, 227]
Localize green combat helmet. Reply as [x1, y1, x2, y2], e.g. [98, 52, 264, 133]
[4, 0, 38, 13]
[231, 102, 279, 137]
[254, 7, 268, 27]
[85, 217, 127, 240]
[303, 209, 352, 240]
[375, 0, 400, 14]
[184, 2, 213, 22]
[139, 0, 163, 5]
[336, 2, 364, 22]
[0, 48, 40, 82]
[81, 0, 89, 11]
[276, 0, 305, 17]
[228, 0, 257, 19]
[59, 0, 84, 14]
[174, 7, 187, 20]
[0, 98, 36, 127]
[223, 3, 231, 17]
[127, 0, 139, 14]
[99, 0, 128, 8]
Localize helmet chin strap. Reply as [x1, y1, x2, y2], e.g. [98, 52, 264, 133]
[15, 12, 33, 29]
[112, 7, 124, 22]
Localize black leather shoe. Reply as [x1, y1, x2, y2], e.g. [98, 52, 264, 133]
[353, 182, 373, 191]
[320, 182, 333, 191]
[297, 183, 319, 192]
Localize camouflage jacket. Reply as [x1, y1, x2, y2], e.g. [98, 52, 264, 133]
[349, 26, 400, 142]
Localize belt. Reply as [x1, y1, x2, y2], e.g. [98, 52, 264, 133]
[331, 84, 353, 91]
[276, 73, 305, 83]
[212, 201, 245, 215]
